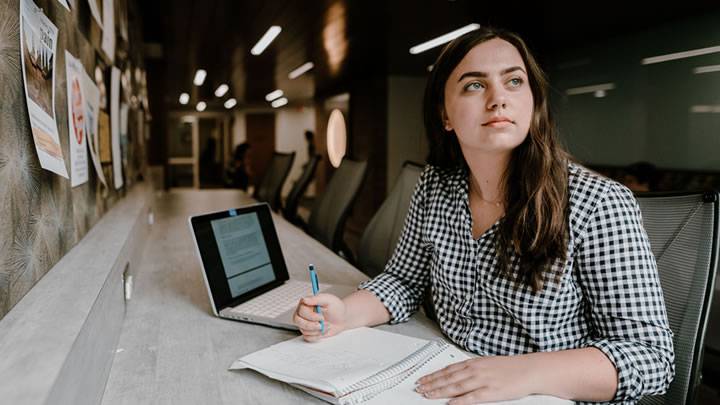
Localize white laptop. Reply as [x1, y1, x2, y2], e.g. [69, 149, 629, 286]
[188, 203, 356, 330]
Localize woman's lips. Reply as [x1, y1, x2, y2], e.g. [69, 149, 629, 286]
[482, 119, 514, 127]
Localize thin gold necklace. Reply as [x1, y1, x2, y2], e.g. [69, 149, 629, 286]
[469, 176, 503, 208]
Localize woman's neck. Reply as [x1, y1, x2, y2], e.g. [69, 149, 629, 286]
[465, 151, 511, 202]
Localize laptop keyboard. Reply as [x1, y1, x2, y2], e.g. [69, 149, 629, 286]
[228, 279, 318, 319]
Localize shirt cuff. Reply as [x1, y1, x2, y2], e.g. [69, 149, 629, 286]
[359, 273, 414, 324]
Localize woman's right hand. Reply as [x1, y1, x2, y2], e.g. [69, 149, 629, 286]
[293, 293, 347, 342]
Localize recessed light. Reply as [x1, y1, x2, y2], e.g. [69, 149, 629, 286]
[565, 83, 616, 96]
[642, 45, 720, 65]
[196, 101, 207, 112]
[271, 97, 288, 108]
[214, 84, 229, 97]
[179, 93, 189, 105]
[265, 89, 284, 102]
[251, 26, 282, 56]
[193, 69, 207, 86]
[224, 98, 237, 109]
[288, 62, 314, 79]
[409, 23, 480, 55]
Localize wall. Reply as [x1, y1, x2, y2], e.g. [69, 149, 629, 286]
[275, 106, 316, 197]
[0, 0, 147, 319]
[549, 12, 720, 170]
[387, 75, 428, 192]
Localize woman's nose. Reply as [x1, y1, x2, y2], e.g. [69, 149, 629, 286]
[486, 86, 508, 110]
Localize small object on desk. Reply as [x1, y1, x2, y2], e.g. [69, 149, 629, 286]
[308, 264, 325, 334]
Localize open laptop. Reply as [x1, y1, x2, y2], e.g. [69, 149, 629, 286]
[188, 203, 356, 330]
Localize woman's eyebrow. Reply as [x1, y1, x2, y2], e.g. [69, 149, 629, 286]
[457, 66, 526, 82]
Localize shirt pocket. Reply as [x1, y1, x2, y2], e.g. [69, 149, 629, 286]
[429, 244, 473, 300]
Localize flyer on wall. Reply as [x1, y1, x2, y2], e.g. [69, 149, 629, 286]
[101, 0, 115, 63]
[65, 51, 89, 187]
[110, 66, 123, 189]
[87, 0, 103, 28]
[80, 65, 107, 187]
[20, 0, 68, 178]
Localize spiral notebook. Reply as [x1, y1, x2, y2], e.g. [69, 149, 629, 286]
[229, 327, 571, 405]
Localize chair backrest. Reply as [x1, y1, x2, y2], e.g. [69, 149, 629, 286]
[307, 158, 368, 252]
[282, 154, 320, 224]
[357, 161, 423, 277]
[253, 152, 295, 211]
[636, 191, 719, 405]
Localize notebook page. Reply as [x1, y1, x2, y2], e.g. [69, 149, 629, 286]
[230, 327, 428, 393]
[364, 345, 572, 405]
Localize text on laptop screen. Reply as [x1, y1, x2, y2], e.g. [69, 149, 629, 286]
[210, 213, 276, 298]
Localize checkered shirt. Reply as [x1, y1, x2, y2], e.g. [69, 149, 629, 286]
[359, 163, 674, 404]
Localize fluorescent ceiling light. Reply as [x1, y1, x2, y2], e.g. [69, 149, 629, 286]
[565, 83, 616, 96]
[693, 64, 720, 74]
[196, 101, 207, 112]
[193, 69, 207, 86]
[271, 97, 288, 108]
[690, 105, 720, 113]
[409, 23, 481, 55]
[214, 84, 229, 97]
[251, 26, 282, 56]
[224, 98, 237, 109]
[179, 93, 189, 105]
[265, 89, 284, 102]
[641, 45, 720, 65]
[288, 62, 314, 79]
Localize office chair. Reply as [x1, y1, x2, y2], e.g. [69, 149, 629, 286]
[307, 158, 367, 254]
[282, 154, 320, 225]
[635, 191, 719, 405]
[356, 161, 423, 277]
[253, 152, 295, 211]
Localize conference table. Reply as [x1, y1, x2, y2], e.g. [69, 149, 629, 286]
[100, 189, 571, 404]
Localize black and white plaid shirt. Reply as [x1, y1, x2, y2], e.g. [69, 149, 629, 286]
[359, 163, 674, 404]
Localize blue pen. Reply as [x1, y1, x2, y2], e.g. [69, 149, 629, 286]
[308, 264, 325, 335]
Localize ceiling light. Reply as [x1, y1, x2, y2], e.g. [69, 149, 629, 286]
[693, 64, 720, 74]
[265, 89, 284, 102]
[271, 97, 288, 108]
[288, 62, 314, 79]
[565, 83, 616, 96]
[179, 93, 189, 105]
[193, 69, 207, 86]
[214, 84, 229, 97]
[224, 98, 237, 109]
[641, 45, 720, 65]
[251, 26, 282, 56]
[196, 101, 207, 112]
[409, 23, 480, 55]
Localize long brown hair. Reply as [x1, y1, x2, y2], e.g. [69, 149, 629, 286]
[423, 27, 569, 292]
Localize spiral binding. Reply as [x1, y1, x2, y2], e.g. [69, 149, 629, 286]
[336, 340, 450, 405]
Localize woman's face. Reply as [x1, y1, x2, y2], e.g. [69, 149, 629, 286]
[443, 38, 533, 158]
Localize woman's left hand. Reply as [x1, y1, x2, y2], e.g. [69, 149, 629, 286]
[414, 355, 534, 404]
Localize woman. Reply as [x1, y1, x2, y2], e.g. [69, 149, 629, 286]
[293, 27, 674, 404]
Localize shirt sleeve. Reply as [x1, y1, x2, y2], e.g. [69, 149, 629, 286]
[575, 182, 675, 402]
[358, 167, 433, 324]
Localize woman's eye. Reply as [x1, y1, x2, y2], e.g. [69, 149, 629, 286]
[508, 78, 524, 87]
[464, 82, 483, 91]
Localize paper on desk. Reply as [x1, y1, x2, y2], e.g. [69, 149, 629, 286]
[365, 344, 572, 405]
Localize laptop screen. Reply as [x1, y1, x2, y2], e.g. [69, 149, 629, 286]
[189, 204, 290, 313]
[210, 213, 276, 298]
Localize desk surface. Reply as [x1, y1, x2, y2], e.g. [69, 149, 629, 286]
[101, 190, 569, 405]
[101, 190, 448, 405]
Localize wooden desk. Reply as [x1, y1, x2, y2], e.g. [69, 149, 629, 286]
[101, 190, 569, 404]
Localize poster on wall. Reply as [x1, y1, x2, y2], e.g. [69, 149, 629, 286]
[110, 66, 123, 189]
[120, 102, 129, 169]
[19, 0, 68, 178]
[65, 51, 89, 187]
[88, 0, 103, 28]
[80, 66, 107, 187]
[101, 0, 115, 63]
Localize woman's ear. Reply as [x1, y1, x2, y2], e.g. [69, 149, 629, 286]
[441, 109, 452, 132]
